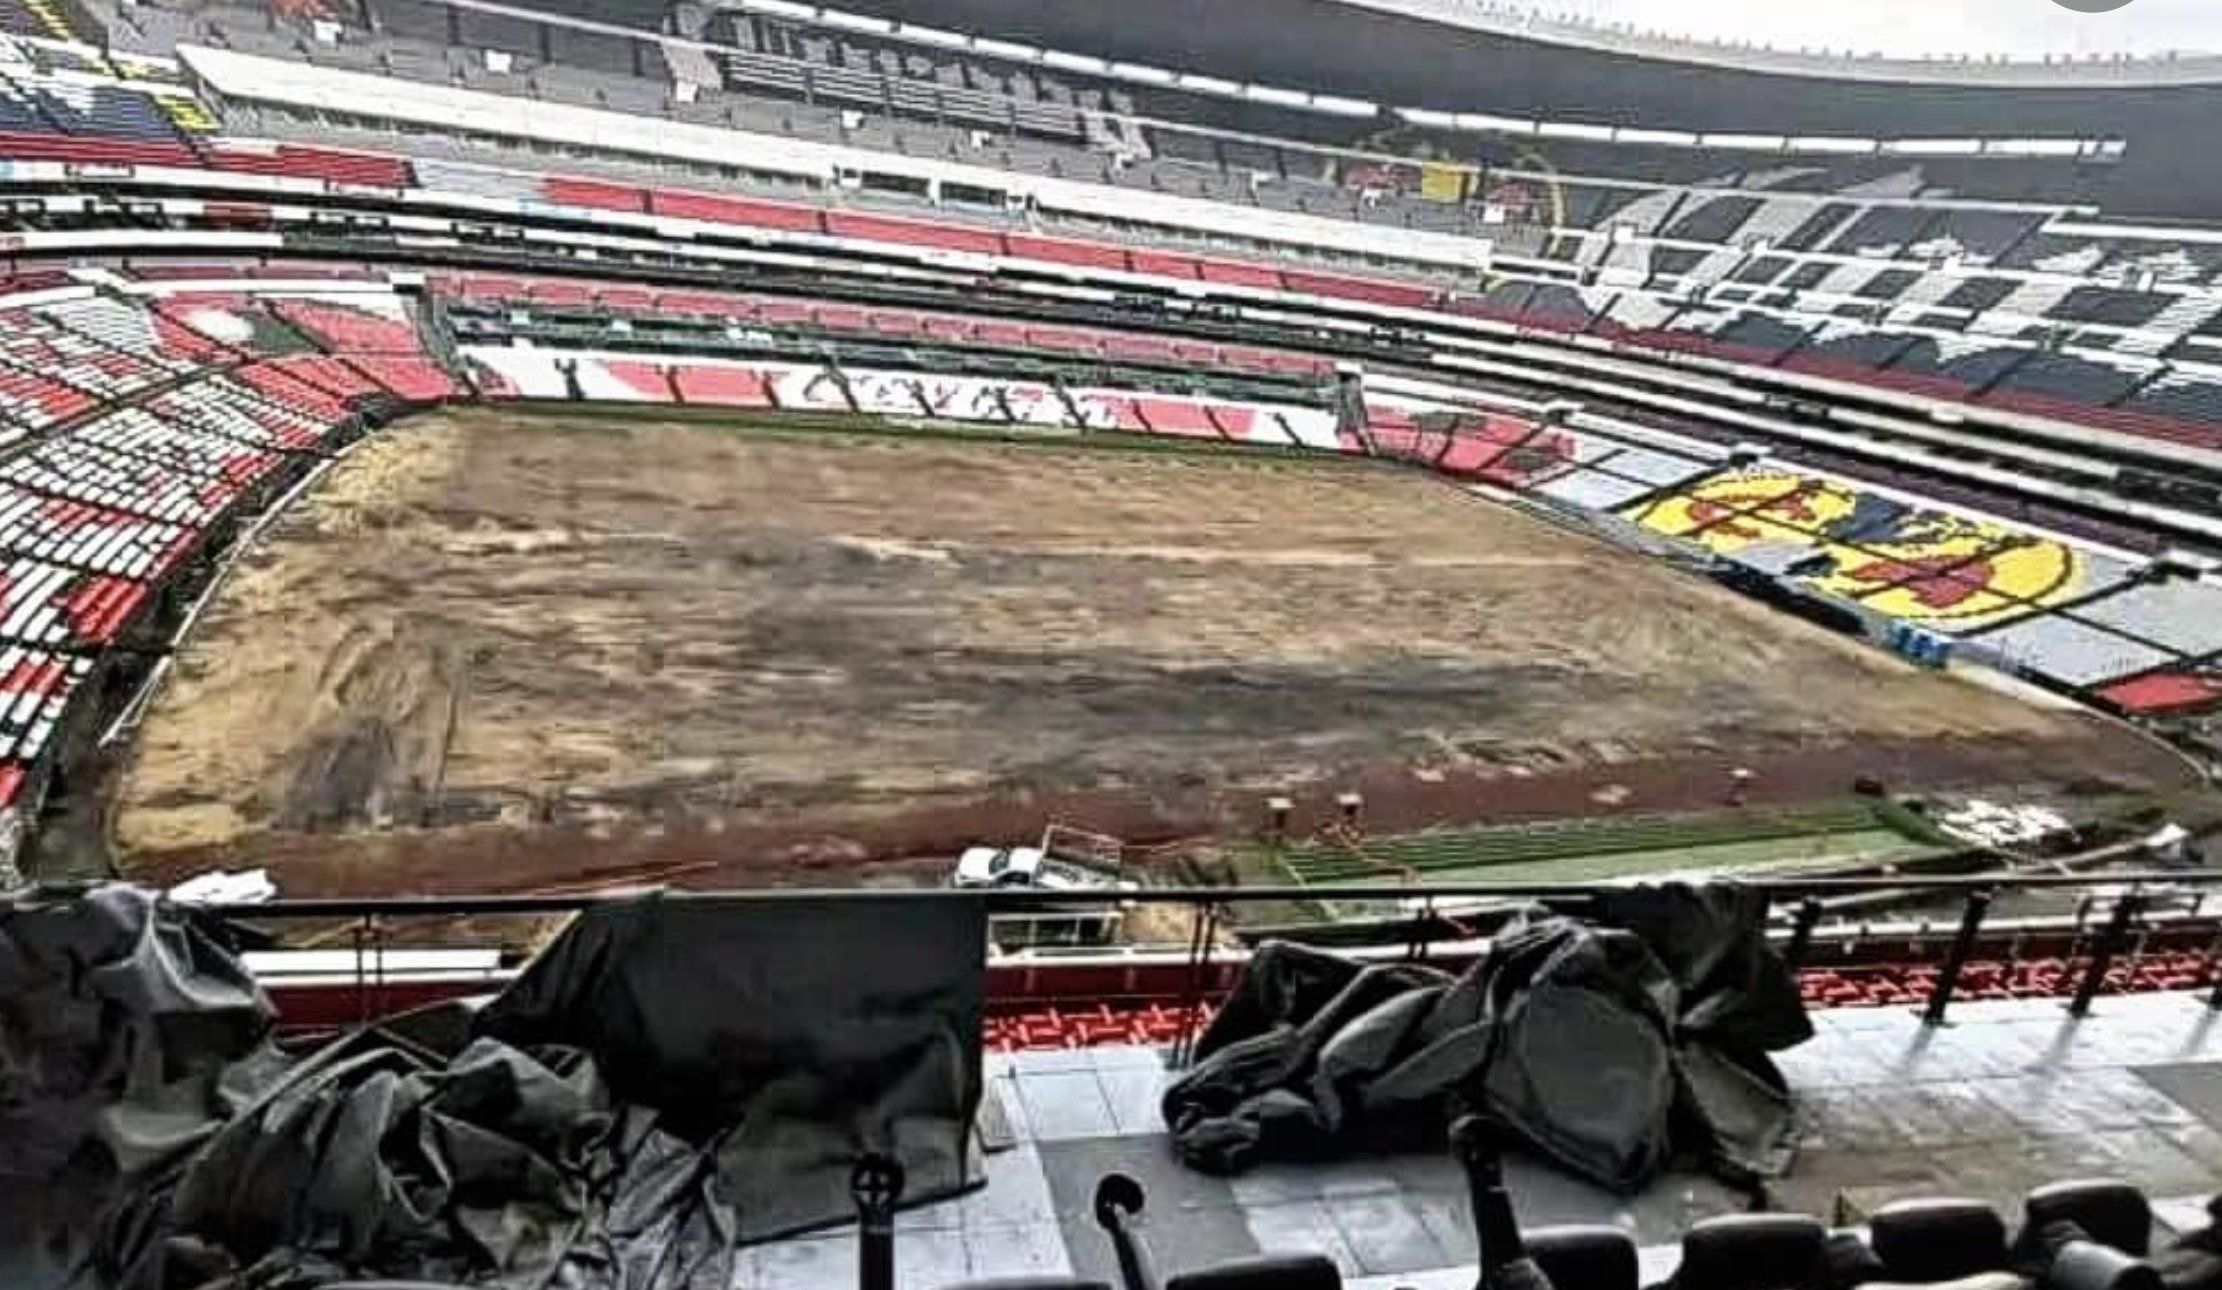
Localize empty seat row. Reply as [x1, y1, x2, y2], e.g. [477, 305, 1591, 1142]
[266, 297, 426, 355]
[0, 363, 94, 433]
[233, 358, 367, 422]
[928, 1171, 2213, 1290]
[0, 646, 89, 770]
[0, 313, 174, 403]
[438, 276, 1334, 380]
[346, 355, 463, 402]
[1626, 1179, 2210, 1290]
[74, 407, 286, 489]
[42, 297, 205, 376]
[148, 377, 340, 453]
[199, 139, 415, 189]
[23, 81, 184, 143]
[0, 483, 194, 581]
[1, 436, 242, 526]
[0, 556, 148, 651]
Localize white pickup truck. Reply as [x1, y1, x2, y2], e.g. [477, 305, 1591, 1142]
[952, 845, 1131, 891]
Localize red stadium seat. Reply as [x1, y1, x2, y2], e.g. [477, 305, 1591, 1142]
[647, 188, 822, 232]
[541, 176, 648, 212]
[1129, 249, 1203, 280]
[1195, 258, 1284, 290]
[1005, 233, 1130, 271]
[822, 211, 1003, 255]
[594, 286, 657, 313]
[348, 357, 462, 403]
[204, 141, 412, 188]
[1283, 270, 1439, 310]
[268, 299, 424, 355]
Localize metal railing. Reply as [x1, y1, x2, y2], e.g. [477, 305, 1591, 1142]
[191, 866, 2222, 1049]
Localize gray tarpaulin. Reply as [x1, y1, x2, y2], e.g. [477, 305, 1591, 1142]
[1162, 884, 1810, 1191]
[0, 887, 986, 1289]
[477, 893, 988, 1244]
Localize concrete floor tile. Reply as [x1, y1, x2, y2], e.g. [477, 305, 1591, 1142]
[1410, 1189, 1479, 1264]
[963, 1220, 1073, 1281]
[742, 1232, 856, 1290]
[1327, 1191, 1453, 1275]
[959, 1142, 1060, 1230]
[1036, 1135, 1239, 1225]
[1243, 1198, 1365, 1277]
[1013, 1047, 1099, 1074]
[1093, 1045, 1171, 1072]
[1018, 1070, 1120, 1142]
[892, 1229, 970, 1289]
[1099, 1066, 1169, 1137]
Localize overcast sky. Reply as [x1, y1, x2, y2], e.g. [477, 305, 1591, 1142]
[1524, 0, 2218, 59]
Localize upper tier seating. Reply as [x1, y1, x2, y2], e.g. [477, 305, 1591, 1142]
[32, 28, 2220, 461]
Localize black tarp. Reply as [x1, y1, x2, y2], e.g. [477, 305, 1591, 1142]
[1161, 885, 1810, 1191]
[0, 887, 986, 1289]
[477, 893, 987, 1244]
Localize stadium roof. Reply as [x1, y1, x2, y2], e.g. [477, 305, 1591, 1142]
[1364, 0, 2219, 63]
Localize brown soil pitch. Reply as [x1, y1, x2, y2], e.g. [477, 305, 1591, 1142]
[108, 408, 2196, 896]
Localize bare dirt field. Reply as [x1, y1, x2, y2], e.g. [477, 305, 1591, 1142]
[108, 407, 2196, 896]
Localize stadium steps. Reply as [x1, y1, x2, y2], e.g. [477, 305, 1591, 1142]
[1276, 802, 1883, 884]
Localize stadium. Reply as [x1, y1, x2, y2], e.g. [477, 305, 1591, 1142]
[1, 0, 2221, 1287]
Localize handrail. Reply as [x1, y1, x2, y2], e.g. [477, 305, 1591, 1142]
[183, 869, 2222, 920]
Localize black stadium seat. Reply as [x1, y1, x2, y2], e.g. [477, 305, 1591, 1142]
[2024, 1181, 2153, 1258]
[1165, 1255, 1340, 1290]
[2044, 1240, 2163, 1290]
[1675, 1213, 1829, 1290]
[939, 1282, 1113, 1290]
[1869, 1199, 2010, 1282]
[1527, 1224, 1640, 1290]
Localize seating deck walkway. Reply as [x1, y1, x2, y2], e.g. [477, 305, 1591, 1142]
[739, 990, 2222, 1288]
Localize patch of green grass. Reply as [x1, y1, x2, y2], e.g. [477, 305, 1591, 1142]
[1268, 801, 1883, 886]
[1400, 828, 1935, 886]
